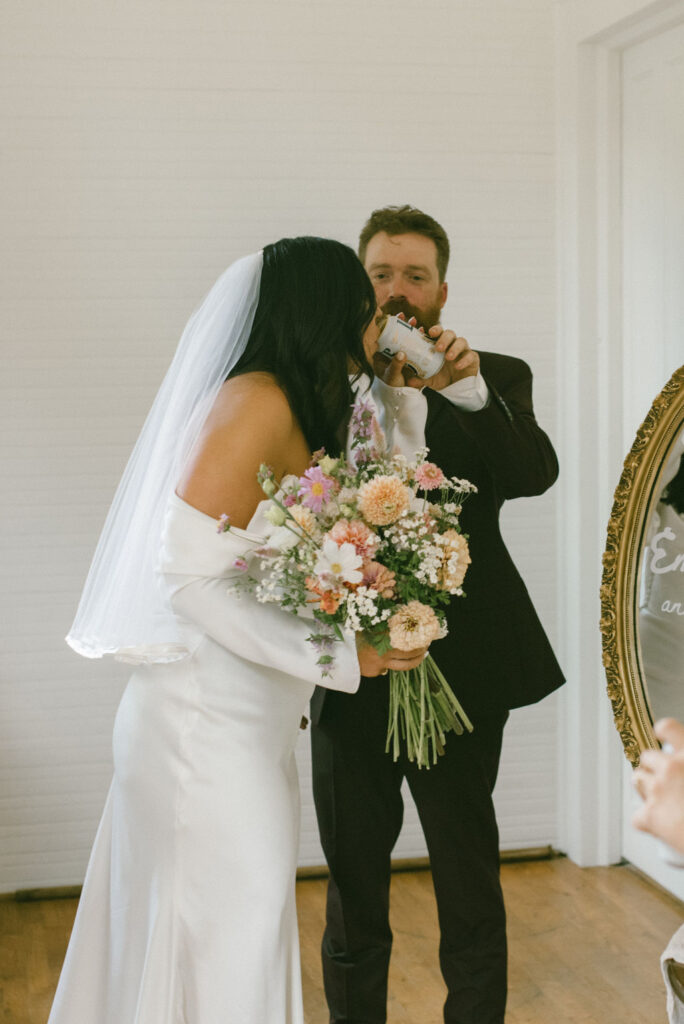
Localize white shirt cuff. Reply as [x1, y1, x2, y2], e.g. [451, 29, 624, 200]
[438, 371, 490, 411]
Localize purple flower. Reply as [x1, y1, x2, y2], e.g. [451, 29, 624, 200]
[310, 634, 335, 654]
[350, 398, 374, 441]
[233, 557, 249, 572]
[283, 494, 297, 507]
[217, 514, 230, 533]
[350, 447, 370, 468]
[298, 466, 335, 513]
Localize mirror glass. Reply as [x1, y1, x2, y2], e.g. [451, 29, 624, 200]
[601, 365, 684, 765]
[638, 424, 684, 723]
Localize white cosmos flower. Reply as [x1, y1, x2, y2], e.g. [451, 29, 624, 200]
[314, 539, 363, 584]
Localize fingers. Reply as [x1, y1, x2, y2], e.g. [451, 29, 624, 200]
[631, 802, 651, 833]
[654, 718, 684, 751]
[632, 763, 676, 840]
[428, 324, 460, 353]
[385, 352, 408, 387]
[372, 351, 409, 388]
[440, 336, 474, 366]
[631, 764, 662, 839]
[427, 325, 480, 376]
[399, 645, 429, 658]
[357, 633, 431, 676]
[638, 749, 664, 772]
[631, 727, 684, 848]
[632, 748, 680, 803]
[632, 766, 649, 799]
[427, 324, 450, 353]
[385, 645, 429, 671]
[450, 348, 479, 373]
[385, 654, 427, 671]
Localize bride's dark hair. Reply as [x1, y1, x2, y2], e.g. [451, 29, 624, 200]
[229, 236, 376, 455]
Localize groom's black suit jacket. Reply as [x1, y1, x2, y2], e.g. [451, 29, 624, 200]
[311, 351, 565, 725]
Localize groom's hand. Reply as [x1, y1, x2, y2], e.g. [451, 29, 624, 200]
[356, 636, 429, 677]
[373, 350, 410, 388]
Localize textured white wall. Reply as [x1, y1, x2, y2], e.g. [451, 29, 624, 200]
[0, 0, 560, 890]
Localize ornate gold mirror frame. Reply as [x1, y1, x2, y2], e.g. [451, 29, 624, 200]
[601, 365, 684, 766]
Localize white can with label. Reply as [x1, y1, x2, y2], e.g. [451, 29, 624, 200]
[376, 315, 445, 380]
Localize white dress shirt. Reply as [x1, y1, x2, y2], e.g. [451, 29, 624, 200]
[364, 372, 490, 458]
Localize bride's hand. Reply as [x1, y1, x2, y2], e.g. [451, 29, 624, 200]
[355, 636, 429, 678]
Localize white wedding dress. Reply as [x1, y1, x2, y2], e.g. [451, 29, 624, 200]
[48, 494, 360, 1024]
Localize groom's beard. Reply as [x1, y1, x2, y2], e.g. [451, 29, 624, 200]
[380, 298, 443, 331]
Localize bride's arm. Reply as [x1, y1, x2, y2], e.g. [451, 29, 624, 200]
[167, 566, 362, 690]
[170, 375, 428, 686]
[166, 560, 427, 688]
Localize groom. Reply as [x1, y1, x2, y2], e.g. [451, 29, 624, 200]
[310, 205, 565, 1024]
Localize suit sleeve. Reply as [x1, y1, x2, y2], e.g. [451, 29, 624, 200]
[434, 356, 558, 500]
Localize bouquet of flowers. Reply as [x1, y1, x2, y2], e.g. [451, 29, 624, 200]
[220, 398, 477, 768]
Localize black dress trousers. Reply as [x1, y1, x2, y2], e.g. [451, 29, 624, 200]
[311, 674, 509, 1024]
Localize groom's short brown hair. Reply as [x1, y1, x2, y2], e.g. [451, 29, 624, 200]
[358, 205, 450, 282]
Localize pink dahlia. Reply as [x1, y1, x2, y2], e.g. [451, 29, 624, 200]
[362, 561, 396, 598]
[328, 519, 379, 559]
[414, 462, 446, 491]
[298, 466, 336, 513]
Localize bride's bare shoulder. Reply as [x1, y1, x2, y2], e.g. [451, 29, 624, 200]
[212, 372, 293, 426]
[176, 373, 297, 524]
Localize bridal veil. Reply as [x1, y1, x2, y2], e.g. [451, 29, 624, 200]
[66, 252, 263, 664]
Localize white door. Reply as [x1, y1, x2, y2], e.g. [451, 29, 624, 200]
[621, 20, 684, 900]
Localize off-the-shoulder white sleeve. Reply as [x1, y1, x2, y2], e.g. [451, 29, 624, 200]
[158, 496, 360, 693]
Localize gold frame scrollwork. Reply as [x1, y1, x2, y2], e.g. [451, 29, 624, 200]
[600, 365, 684, 766]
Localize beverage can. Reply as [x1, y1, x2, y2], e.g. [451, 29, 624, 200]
[376, 315, 445, 380]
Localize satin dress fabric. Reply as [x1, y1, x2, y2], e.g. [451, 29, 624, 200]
[48, 495, 360, 1024]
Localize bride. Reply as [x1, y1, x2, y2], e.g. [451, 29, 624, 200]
[48, 237, 429, 1024]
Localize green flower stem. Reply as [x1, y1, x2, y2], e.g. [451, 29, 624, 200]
[384, 654, 473, 769]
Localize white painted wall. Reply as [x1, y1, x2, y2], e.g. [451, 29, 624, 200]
[1, 0, 561, 890]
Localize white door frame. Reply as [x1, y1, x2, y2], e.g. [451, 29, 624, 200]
[555, 0, 684, 866]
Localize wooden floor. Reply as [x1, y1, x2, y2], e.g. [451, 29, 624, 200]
[2, 858, 682, 1023]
